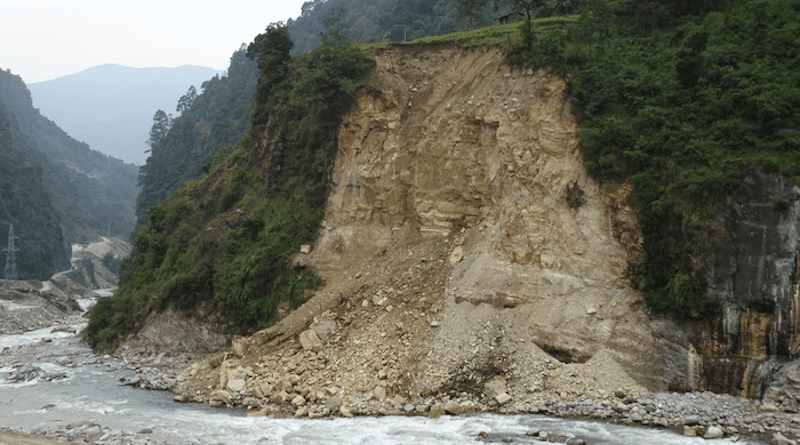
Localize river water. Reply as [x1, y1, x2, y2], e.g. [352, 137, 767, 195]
[0, 327, 766, 445]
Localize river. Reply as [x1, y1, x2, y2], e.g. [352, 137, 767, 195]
[0, 323, 767, 444]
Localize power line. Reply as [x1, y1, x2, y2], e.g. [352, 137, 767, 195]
[3, 224, 21, 280]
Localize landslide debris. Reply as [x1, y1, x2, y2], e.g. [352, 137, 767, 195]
[175, 44, 662, 418]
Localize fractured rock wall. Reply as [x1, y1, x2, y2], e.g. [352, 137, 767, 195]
[705, 168, 800, 358]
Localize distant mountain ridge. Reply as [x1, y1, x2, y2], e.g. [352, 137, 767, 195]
[28, 64, 226, 164]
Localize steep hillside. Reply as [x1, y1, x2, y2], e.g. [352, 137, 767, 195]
[0, 97, 71, 279]
[0, 70, 138, 242]
[134, 48, 259, 230]
[28, 64, 225, 165]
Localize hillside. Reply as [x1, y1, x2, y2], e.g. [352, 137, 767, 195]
[0, 97, 71, 279]
[89, 0, 800, 419]
[28, 64, 225, 165]
[0, 70, 139, 242]
[134, 48, 259, 230]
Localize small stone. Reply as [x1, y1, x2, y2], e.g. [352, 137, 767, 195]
[373, 386, 387, 401]
[340, 406, 354, 417]
[404, 403, 415, 412]
[138, 428, 153, 434]
[378, 369, 388, 380]
[586, 307, 597, 315]
[683, 426, 696, 437]
[291, 395, 306, 407]
[431, 320, 440, 327]
[300, 245, 312, 254]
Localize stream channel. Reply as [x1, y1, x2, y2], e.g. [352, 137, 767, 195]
[0, 315, 766, 444]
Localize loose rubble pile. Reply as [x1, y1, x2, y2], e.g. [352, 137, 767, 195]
[5, 363, 68, 383]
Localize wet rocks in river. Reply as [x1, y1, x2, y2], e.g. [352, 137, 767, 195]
[6, 363, 67, 383]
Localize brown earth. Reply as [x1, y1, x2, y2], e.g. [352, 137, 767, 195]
[173, 44, 694, 417]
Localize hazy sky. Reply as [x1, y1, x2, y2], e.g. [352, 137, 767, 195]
[1, 0, 309, 84]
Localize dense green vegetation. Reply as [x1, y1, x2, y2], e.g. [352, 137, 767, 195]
[0, 69, 139, 242]
[87, 24, 369, 350]
[286, 0, 579, 54]
[523, 0, 800, 316]
[135, 47, 259, 232]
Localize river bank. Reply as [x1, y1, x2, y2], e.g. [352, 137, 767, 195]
[0, 322, 772, 445]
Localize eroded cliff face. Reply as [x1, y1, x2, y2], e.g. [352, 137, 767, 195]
[314, 44, 658, 387]
[177, 45, 697, 414]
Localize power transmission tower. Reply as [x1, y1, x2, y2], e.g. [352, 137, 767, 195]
[3, 224, 21, 280]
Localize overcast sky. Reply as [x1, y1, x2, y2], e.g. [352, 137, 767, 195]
[1, 0, 309, 84]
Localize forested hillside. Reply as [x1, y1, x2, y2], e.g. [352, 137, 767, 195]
[88, 25, 368, 349]
[0, 69, 138, 242]
[134, 47, 259, 230]
[0, 97, 71, 279]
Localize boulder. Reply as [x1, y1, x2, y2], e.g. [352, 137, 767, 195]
[310, 319, 336, 341]
[772, 432, 797, 445]
[704, 426, 723, 439]
[299, 330, 323, 352]
[429, 403, 446, 418]
[227, 379, 246, 392]
[484, 376, 507, 400]
[495, 392, 512, 405]
[444, 400, 464, 415]
[232, 338, 248, 357]
[449, 246, 464, 263]
[208, 390, 232, 407]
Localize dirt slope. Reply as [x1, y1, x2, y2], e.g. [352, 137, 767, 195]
[177, 44, 691, 416]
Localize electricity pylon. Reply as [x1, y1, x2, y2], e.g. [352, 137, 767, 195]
[3, 224, 21, 280]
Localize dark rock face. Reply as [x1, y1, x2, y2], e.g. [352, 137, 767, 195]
[707, 167, 799, 358]
[701, 167, 799, 398]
